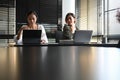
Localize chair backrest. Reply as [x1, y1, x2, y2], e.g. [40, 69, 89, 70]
[117, 40, 120, 48]
[55, 31, 63, 43]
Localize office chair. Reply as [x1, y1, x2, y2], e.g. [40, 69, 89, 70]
[55, 31, 63, 43]
[117, 40, 120, 48]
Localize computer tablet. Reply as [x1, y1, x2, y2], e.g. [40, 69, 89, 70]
[23, 30, 42, 44]
[73, 30, 93, 44]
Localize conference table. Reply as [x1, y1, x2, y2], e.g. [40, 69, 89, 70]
[0, 45, 120, 80]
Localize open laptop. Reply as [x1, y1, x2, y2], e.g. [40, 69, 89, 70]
[73, 30, 93, 44]
[22, 30, 41, 44]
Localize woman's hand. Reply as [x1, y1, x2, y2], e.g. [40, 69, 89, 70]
[16, 26, 28, 40]
[40, 40, 46, 44]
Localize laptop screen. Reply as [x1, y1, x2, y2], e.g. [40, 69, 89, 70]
[23, 30, 42, 44]
[73, 30, 93, 43]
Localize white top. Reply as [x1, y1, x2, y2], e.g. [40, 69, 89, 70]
[14, 24, 48, 44]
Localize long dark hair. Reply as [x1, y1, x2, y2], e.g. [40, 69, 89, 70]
[26, 10, 38, 25]
[65, 12, 75, 22]
[26, 10, 38, 19]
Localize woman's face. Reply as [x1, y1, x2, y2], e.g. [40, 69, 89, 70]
[27, 13, 37, 25]
[66, 15, 75, 26]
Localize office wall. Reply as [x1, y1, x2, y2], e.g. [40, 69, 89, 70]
[62, 0, 75, 26]
[16, 0, 58, 24]
[78, 0, 103, 35]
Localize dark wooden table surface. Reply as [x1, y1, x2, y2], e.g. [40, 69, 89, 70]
[0, 46, 120, 80]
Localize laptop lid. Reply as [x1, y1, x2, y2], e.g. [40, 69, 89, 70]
[23, 30, 42, 44]
[73, 30, 93, 44]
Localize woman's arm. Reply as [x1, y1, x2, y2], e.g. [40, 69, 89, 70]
[16, 25, 27, 40]
[39, 25, 48, 43]
[16, 27, 23, 40]
[63, 24, 72, 39]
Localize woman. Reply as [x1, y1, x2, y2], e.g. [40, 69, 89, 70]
[63, 12, 78, 39]
[16, 11, 48, 44]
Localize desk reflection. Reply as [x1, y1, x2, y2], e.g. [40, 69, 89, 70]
[0, 46, 120, 80]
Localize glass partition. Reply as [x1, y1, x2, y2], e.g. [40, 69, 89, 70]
[76, 0, 120, 44]
[0, 0, 16, 45]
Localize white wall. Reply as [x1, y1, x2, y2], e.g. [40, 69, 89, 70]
[62, 0, 75, 26]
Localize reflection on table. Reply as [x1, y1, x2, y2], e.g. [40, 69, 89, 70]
[0, 46, 120, 80]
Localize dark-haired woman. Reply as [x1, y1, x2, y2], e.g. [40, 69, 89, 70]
[63, 12, 78, 39]
[15, 11, 48, 44]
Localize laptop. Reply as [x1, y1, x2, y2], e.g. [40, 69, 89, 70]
[22, 30, 41, 44]
[73, 30, 93, 44]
